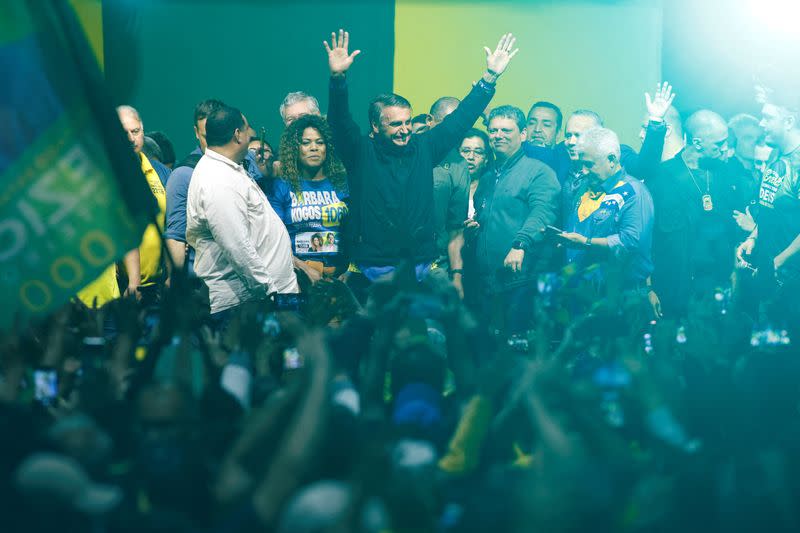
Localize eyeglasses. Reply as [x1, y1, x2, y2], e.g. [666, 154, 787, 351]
[248, 147, 272, 159]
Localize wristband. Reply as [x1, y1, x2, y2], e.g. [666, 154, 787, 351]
[482, 70, 499, 85]
[450, 269, 464, 277]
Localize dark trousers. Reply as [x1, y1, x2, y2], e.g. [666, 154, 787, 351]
[208, 306, 236, 334]
[477, 282, 537, 338]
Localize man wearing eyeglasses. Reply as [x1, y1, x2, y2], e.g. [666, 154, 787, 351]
[427, 96, 472, 289]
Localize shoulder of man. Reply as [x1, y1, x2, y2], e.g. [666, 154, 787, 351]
[620, 143, 637, 158]
[167, 164, 194, 186]
[520, 151, 559, 178]
[620, 172, 651, 198]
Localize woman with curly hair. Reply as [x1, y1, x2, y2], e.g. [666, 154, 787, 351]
[270, 114, 349, 283]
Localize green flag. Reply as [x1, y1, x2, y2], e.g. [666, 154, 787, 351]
[0, 1, 155, 327]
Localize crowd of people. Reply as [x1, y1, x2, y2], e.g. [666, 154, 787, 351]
[2, 29, 800, 532]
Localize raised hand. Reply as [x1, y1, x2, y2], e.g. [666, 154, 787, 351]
[484, 33, 519, 77]
[645, 82, 676, 121]
[323, 29, 361, 76]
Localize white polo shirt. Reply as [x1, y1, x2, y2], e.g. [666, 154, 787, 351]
[186, 148, 298, 313]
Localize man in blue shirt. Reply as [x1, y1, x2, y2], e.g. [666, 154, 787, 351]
[557, 127, 655, 291]
[164, 99, 224, 282]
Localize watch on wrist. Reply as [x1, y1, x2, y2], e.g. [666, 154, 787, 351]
[511, 240, 526, 251]
[585, 236, 592, 247]
[450, 269, 464, 278]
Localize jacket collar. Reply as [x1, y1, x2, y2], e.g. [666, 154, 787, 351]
[495, 147, 524, 174]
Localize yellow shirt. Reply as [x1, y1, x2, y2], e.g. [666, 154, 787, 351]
[138, 153, 167, 286]
[77, 264, 120, 308]
[77, 153, 166, 306]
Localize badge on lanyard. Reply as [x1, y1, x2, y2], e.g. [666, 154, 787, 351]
[702, 194, 713, 211]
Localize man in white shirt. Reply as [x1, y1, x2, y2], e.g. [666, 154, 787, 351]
[186, 104, 298, 323]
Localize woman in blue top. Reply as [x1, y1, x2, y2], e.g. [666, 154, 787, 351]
[271, 114, 349, 283]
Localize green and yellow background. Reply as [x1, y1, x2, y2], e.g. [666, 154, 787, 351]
[70, 0, 782, 158]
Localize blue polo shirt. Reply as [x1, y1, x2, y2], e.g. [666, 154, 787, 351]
[564, 171, 654, 284]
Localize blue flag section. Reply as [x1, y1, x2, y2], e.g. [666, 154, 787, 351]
[0, 1, 155, 327]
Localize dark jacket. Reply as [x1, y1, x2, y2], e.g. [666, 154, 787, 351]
[433, 149, 471, 262]
[327, 76, 494, 266]
[473, 149, 561, 292]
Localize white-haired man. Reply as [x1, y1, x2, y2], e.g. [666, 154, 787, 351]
[557, 127, 655, 290]
[78, 105, 167, 308]
[279, 91, 321, 127]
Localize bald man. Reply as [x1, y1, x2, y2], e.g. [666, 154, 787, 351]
[647, 109, 751, 318]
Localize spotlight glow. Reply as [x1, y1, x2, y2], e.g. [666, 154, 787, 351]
[750, 0, 800, 37]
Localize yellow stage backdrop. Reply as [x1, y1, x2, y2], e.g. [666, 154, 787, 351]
[394, 0, 663, 146]
[69, 0, 103, 68]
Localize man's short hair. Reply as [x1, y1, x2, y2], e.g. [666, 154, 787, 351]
[147, 131, 175, 166]
[527, 101, 563, 131]
[429, 97, 460, 123]
[727, 113, 760, 148]
[571, 109, 604, 128]
[488, 105, 526, 132]
[142, 136, 163, 163]
[205, 104, 245, 148]
[194, 99, 225, 125]
[576, 127, 621, 158]
[412, 113, 431, 126]
[280, 92, 321, 121]
[116, 105, 141, 123]
[728, 113, 760, 132]
[664, 106, 683, 132]
[368, 93, 412, 128]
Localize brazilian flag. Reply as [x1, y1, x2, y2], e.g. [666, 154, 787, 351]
[0, 1, 155, 327]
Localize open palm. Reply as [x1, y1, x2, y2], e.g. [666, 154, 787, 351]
[324, 29, 361, 75]
[484, 33, 519, 76]
[645, 81, 676, 120]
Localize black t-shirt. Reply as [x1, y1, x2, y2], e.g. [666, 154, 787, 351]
[650, 155, 750, 281]
[756, 151, 800, 270]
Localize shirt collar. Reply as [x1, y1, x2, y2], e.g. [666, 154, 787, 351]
[205, 148, 248, 174]
[589, 170, 623, 194]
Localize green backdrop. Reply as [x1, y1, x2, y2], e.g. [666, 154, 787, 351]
[98, 0, 664, 153]
[102, 0, 396, 158]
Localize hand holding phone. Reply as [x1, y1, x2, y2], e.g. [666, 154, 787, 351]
[545, 225, 564, 234]
[33, 368, 58, 406]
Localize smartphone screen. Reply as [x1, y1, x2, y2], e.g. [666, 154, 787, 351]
[273, 293, 307, 312]
[81, 337, 106, 376]
[33, 369, 58, 406]
[283, 347, 303, 369]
